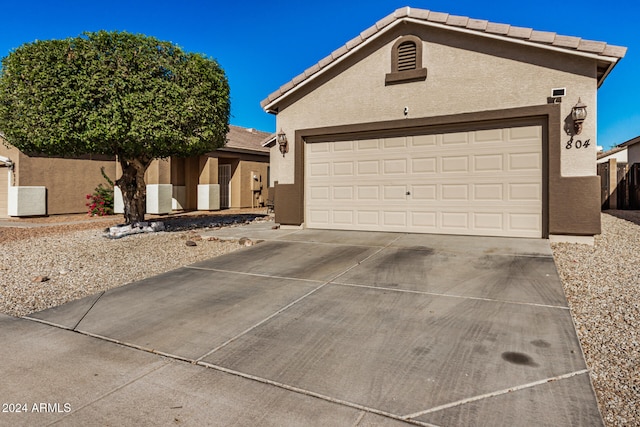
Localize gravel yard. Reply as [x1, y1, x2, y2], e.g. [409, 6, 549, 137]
[1, 210, 638, 426]
[552, 211, 640, 427]
[0, 210, 268, 317]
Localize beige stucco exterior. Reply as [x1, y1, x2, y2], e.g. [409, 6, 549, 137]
[263, 9, 625, 238]
[116, 151, 268, 213]
[0, 136, 116, 217]
[270, 24, 599, 187]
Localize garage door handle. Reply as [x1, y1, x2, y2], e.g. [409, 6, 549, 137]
[406, 191, 411, 195]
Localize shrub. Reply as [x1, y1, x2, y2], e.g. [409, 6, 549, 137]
[86, 168, 114, 216]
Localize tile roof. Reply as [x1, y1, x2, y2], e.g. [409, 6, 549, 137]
[219, 125, 273, 154]
[261, 7, 627, 111]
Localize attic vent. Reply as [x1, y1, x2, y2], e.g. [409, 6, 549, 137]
[397, 41, 417, 71]
[385, 35, 427, 85]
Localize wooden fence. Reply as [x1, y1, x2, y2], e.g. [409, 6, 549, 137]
[598, 159, 640, 210]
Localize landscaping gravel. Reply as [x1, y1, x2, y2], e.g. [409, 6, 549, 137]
[0, 211, 270, 317]
[551, 211, 640, 427]
[1, 210, 638, 426]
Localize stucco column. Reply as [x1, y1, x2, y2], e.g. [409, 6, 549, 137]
[197, 156, 220, 210]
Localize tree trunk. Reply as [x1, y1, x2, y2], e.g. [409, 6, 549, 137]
[116, 157, 151, 224]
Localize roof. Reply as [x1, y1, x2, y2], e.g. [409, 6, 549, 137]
[597, 145, 627, 160]
[261, 7, 627, 112]
[219, 125, 273, 154]
[618, 135, 640, 148]
[597, 135, 640, 160]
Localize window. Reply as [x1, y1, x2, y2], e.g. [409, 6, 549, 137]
[385, 35, 427, 85]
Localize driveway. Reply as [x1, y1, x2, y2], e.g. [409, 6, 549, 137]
[1, 227, 602, 426]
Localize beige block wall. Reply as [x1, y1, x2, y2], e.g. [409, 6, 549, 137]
[270, 24, 599, 185]
[15, 153, 116, 215]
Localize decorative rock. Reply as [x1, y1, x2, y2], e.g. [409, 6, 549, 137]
[272, 225, 280, 230]
[59, 268, 72, 275]
[32, 275, 50, 283]
[238, 237, 253, 247]
[185, 240, 197, 247]
[108, 221, 165, 239]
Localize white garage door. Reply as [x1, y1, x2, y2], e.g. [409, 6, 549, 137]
[305, 125, 543, 237]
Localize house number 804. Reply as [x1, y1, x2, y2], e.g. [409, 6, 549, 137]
[566, 138, 590, 149]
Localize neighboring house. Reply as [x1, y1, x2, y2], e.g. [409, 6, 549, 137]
[0, 133, 116, 218]
[261, 7, 626, 239]
[597, 135, 640, 164]
[115, 125, 273, 214]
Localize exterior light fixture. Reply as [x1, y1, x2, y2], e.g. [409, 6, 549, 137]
[571, 98, 587, 135]
[277, 129, 288, 157]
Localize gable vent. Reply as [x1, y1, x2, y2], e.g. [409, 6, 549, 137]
[397, 41, 417, 71]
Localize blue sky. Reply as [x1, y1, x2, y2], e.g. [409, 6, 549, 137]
[1, 1, 638, 150]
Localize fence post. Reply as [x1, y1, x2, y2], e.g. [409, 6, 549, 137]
[608, 158, 618, 210]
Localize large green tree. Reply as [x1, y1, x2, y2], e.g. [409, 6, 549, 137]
[0, 31, 230, 223]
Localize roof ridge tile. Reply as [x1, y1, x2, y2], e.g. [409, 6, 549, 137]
[466, 18, 489, 31]
[427, 11, 449, 23]
[446, 15, 470, 27]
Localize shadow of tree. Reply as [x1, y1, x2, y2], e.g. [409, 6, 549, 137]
[603, 210, 640, 227]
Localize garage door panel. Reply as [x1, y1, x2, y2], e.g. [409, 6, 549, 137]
[508, 152, 541, 171]
[357, 160, 379, 175]
[411, 157, 437, 173]
[383, 211, 407, 227]
[309, 162, 330, 177]
[357, 210, 379, 225]
[411, 134, 437, 146]
[383, 137, 407, 149]
[442, 132, 469, 145]
[383, 158, 407, 174]
[473, 212, 504, 231]
[441, 156, 469, 173]
[306, 124, 542, 237]
[333, 140, 354, 152]
[441, 212, 469, 229]
[474, 154, 504, 172]
[509, 125, 541, 140]
[473, 128, 504, 143]
[333, 210, 353, 224]
[383, 185, 407, 200]
[441, 184, 469, 201]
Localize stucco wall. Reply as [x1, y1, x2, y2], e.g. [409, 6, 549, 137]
[2, 137, 116, 215]
[629, 144, 640, 165]
[16, 153, 116, 215]
[270, 24, 599, 186]
[236, 160, 268, 208]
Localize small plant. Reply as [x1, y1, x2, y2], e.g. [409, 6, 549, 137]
[86, 167, 114, 216]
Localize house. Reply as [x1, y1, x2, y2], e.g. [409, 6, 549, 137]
[597, 135, 640, 164]
[1, 125, 272, 218]
[0, 133, 116, 218]
[261, 7, 626, 241]
[597, 135, 640, 210]
[114, 125, 273, 214]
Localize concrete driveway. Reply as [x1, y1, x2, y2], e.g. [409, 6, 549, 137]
[2, 226, 602, 426]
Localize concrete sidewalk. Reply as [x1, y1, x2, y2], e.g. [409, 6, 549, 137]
[2, 226, 603, 426]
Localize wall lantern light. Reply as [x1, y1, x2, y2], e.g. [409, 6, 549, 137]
[277, 129, 288, 157]
[571, 98, 588, 135]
